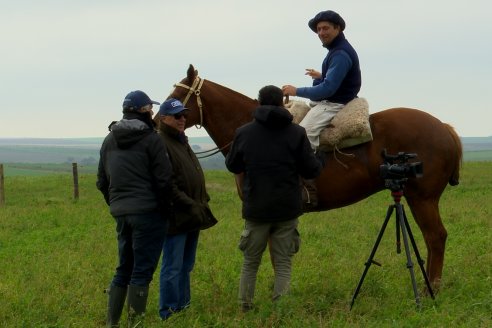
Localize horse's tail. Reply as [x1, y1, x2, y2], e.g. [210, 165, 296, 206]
[444, 123, 462, 186]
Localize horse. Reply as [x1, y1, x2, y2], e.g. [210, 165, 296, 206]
[166, 64, 462, 290]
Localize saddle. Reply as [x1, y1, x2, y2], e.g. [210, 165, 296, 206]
[285, 98, 373, 151]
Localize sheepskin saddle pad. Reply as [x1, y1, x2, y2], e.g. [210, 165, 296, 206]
[285, 98, 373, 151]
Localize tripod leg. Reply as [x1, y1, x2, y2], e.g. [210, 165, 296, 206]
[396, 214, 401, 254]
[350, 205, 395, 310]
[396, 204, 421, 307]
[401, 207, 435, 299]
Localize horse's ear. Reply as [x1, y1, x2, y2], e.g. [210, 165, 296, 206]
[187, 64, 196, 81]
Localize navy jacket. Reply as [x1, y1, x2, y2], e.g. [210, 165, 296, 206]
[297, 32, 361, 104]
[97, 114, 173, 217]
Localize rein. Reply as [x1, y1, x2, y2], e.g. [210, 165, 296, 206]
[173, 76, 232, 158]
[193, 141, 232, 159]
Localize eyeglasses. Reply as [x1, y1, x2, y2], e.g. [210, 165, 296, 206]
[171, 113, 187, 120]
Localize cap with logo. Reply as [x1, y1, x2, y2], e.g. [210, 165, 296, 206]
[159, 98, 189, 116]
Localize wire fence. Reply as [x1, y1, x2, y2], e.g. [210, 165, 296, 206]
[0, 162, 80, 206]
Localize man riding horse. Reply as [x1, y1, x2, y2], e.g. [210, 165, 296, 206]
[282, 10, 361, 209]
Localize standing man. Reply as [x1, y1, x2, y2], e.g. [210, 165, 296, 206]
[282, 10, 362, 151]
[97, 90, 173, 327]
[225, 85, 323, 312]
[157, 98, 217, 320]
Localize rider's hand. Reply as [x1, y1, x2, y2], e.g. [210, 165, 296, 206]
[305, 68, 321, 79]
[282, 85, 297, 96]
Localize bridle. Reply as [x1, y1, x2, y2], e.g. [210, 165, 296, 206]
[174, 76, 205, 129]
[173, 76, 232, 158]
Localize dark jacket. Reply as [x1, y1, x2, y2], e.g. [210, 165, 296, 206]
[96, 113, 173, 217]
[158, 123, 217, 234]
[225, 105, 323, 221]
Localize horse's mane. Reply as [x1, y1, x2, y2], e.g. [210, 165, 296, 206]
[186, 64, 258, 106]
[205, 79, 258, 104]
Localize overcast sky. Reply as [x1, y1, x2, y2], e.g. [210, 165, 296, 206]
[1, 0, 491, 138]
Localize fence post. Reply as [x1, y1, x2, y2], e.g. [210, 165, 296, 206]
[0, 164, 4, 206]
[72, 162, 79, 201]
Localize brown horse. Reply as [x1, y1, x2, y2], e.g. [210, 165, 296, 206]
[167, 64, 462, 289]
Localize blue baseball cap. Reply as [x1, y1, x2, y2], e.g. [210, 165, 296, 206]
[159, 98, 188, 116]
[122, 90, 160, 111]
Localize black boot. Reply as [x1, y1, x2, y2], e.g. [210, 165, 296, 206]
[106, 284, 127, 327]
[301, 178, 318, 212]
[127, 285, 149, 328]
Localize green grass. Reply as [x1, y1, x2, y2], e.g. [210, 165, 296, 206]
[0, 164, 491, 327]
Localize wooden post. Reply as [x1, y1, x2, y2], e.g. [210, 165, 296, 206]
[0, 164, 5, 206]
[72, 162, 79, 201]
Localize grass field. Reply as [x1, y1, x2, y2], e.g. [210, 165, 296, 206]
[0, 163, 491, 327]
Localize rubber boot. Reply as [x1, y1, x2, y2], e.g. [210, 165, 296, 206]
[127, 285, 149, 328]
[301, 178, 318, 212]
[106, 284, 127, 327]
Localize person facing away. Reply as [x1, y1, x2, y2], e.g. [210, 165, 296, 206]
[282, 9, 362, 151]
[225, 85, 323, 312]
[96, 90, 173, 327]
[157, 98, 217, 320]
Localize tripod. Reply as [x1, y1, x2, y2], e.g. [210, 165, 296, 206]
[350, 183, 435, 310]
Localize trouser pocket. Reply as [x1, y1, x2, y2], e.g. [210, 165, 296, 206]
[290, 229, 301, 255]
[238, 229, 250, 252]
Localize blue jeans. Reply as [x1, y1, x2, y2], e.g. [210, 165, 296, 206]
[159, 230, 199, 319]
[111, 211, 167, 287]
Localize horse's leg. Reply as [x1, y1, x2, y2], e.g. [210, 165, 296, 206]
[406, 197, 447, 291]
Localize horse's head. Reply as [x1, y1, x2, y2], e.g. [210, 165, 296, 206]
[162, 64, 258, 153]
[153, 64, 202, 128]
[165, 64, 204, 129]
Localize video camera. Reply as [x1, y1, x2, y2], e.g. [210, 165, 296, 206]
[380, 149, 423, 191]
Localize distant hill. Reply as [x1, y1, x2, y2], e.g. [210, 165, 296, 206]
[0, 136, 491, 167]
[460, 136, 492, 151]
[0, 136, 225, 169]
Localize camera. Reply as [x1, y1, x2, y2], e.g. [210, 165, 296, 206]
[380, 150, 423, 190]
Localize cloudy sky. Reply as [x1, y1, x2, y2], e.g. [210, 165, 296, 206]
[1, 0, 491, 138]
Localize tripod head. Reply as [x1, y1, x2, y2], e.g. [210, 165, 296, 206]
[386, 181, 406, 202]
